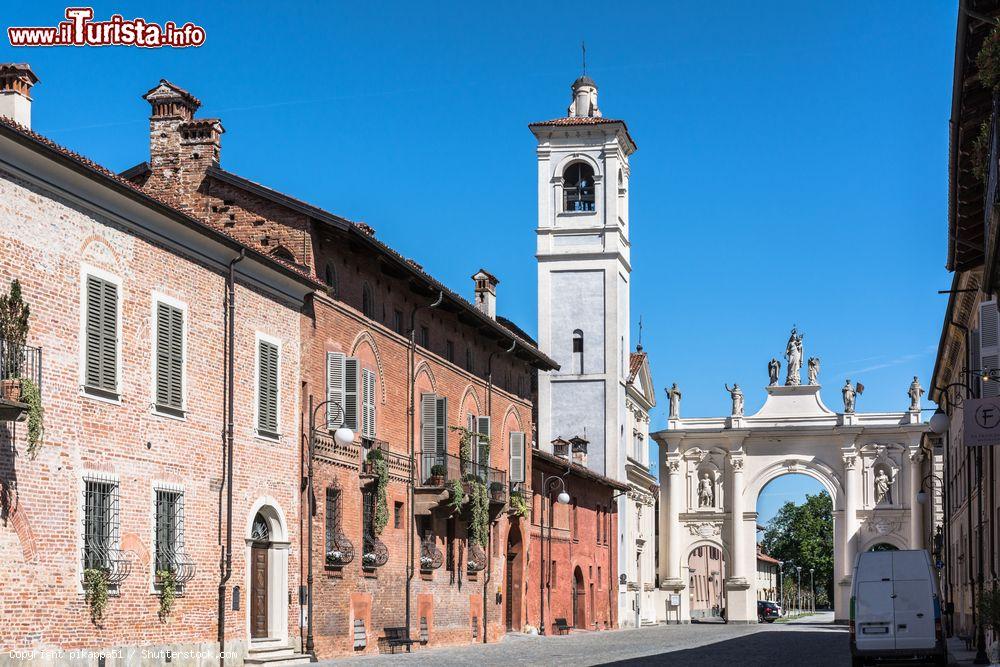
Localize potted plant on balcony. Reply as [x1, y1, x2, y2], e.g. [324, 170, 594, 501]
[0, 279, 30, 402]
[428, 463, 447, 486]
[489, 480, 505, 502]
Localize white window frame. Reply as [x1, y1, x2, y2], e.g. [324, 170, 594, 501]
[149, 480, 185, 594]
[78, 263, 123, 404]
[77, 470, 121, 595]
[149, 291, 189, 420]
[254, 331, 283, 441]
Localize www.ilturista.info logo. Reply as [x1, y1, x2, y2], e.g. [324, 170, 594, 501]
[8, 8, 206, 48]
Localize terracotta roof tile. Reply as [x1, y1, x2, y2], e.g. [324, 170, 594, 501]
[628, 351, 646, 383]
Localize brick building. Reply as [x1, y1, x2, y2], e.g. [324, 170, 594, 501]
[122, 79, 558, 658]
[525, 446, 626, 635]
[0, 65, 317, 664]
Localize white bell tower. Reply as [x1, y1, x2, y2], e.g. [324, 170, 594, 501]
[533, 75, 636, 479]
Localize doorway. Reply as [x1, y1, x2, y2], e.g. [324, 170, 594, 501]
[573, 567, 586, 629]
[250, 512, 270, 638]
[505, 524, 522, 632]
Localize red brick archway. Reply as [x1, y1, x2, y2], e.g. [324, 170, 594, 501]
[505, 523, 523, 632]
[573, 566, 586, 629]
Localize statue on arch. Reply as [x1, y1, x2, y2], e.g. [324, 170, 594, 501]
[725, 383, 744, 416]
[667, 383, 682, 419]
[908, 376, 924, 412]
[785, 327, 804, 386]
[807, 357, 820, 385]
[842, 379, 856, 414]
[698, 473, 714, 508]
[768, 357, 781, 386]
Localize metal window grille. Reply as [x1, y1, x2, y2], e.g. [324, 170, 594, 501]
[83, 478, 118, 570]
[155, 489, 183, 571]
[325, 488, 354, 566]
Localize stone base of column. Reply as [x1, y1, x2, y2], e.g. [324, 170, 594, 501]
[725, 578, 755, 624]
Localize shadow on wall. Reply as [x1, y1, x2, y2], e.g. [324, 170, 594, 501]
[602, 626, 850, 667]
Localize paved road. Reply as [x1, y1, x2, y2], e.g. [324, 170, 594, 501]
[317, 612, 850, 666]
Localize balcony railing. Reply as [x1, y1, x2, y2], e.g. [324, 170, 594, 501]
[80, 547, 136, 586]
[362, 439, 412, 482]
[0, 339, 42, 394]
[362, 532, 388, 569]
[155, 548, 196, 586]
[418, 450, 506, 502]
[326, 531, 355, 567]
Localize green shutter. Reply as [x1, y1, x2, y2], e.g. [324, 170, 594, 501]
[155, 302, 184, 410]
[258, 340, 279, 435]
[343, 358, 359, 432]
[85, 276, 118, 394]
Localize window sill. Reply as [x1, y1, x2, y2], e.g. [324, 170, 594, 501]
[255, 430, 281, 443]
[152, 405, 187, 421]
[81, 385, 121, 404]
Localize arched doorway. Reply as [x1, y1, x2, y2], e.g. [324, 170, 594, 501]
[687, 544, 726, 621]
[505, 524, 523, 632]
[869, 542, 899, 552]
[245, 500, 290, 642]
[573, 567, 586, 629]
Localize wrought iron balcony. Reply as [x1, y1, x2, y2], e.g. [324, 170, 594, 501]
[361, 439, 412, 482]
[326, 531, 355, 567]
[155, 548, 196, 586]
[80, 546, 136, 586]
[418, 450, 506, 501]
[362, 532, 388, 569]
[419, 534, 443, 571]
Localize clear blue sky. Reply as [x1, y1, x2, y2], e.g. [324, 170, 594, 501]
[3, 2, 955, 479]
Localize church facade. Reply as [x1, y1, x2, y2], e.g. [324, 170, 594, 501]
[532, 76, 655, 627]
[653, 333, 932, 624]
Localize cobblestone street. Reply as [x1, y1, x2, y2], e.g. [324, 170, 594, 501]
[318, 613, 850, 666]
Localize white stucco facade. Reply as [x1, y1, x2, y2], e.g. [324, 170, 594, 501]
[652, 369, 931, 624]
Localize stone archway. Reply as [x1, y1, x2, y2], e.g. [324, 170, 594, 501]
[244, 498, 290, 643]
[505, 523, 523, 632]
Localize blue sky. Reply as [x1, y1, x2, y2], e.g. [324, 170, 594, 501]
[2, 2, 956, 513]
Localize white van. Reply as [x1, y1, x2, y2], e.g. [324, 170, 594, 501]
[850, 549, 946, 666]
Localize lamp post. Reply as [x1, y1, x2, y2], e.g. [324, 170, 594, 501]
[809, 568, 814, 612]
[931, 375, 989, 664]
[305, 396, 354, 656]
[539, 470, 571, 635]
[778, 561, 784, 616]
[796, 566, 802, 616]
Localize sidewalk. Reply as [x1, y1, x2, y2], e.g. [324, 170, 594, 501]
[946, 635, 996, 665]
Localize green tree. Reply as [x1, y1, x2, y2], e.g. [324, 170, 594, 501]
[761, 490, 834, 607]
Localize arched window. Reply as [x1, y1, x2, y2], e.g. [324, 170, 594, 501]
[563, 162, 595, 212]
[323, 262, 338, 297]
[362, 282, 375, 318]
[572, 329, 584, 374]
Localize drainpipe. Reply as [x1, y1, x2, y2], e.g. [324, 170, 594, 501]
[406, 290, 443, 641]
[484, 339, 516, 642]
[219, 250, 244, 666]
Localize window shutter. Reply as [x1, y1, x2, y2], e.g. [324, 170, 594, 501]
[326, 352, 346, 428]
[509, 432, 525, 483]
[343, 358, 359, 431]
[971, 328, 983, 398]
[257, 340, 279, 434]
[435, 397, 448, 454]
[981, 301, 999, 398]
[421, 394, 437, 454]
[85, 276, 118, 392]
[477, 416, 491, 467]
[361, 368, 376, 438]
[155, 302, 184, 410]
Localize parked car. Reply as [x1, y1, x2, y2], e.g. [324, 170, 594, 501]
[757, 600, 779, 623]
[850, 549, 946, 666]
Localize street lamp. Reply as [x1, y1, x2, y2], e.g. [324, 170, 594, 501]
[778, 561, 784, 615]
[539, 470, 571, 635]
[809, 568, 814, 612]
[305, 397, 354, 656]
[796, 566, 802, 616]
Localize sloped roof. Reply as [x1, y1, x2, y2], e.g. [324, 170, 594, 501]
[628, 351, 646, 383]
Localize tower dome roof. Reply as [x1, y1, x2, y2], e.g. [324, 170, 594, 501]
[573, 75, 597, 88]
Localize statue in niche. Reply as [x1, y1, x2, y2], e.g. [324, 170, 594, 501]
[874, 467, 892, 505]
[908, 376, 924, 412]
[785, 327, 804, 386]
[807, 357, 820, 385]
[667, 383, 682, 419]
[725, 383, 744, 416]
[842, 379, 856, 413]
[768, 358, 781, 386]
[698, 473, 714, 508]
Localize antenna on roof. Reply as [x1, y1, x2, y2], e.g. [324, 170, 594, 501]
[581, 41, 587, 75]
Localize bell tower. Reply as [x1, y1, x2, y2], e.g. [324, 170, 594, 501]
[532, 75, 636, 479]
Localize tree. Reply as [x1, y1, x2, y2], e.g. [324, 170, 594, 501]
[761, 490, 834, 608]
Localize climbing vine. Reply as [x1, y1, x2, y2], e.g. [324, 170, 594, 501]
[509, 491, 529, 518]
[974, 119, 992, 185]
[447, 478, 464, 514]
[20, 377, 43, 458]
[978, 25, 1000, 93]
[368, 449, 390, 535]
[468, 480, 490, 548]
[157, 569, 177, 620]
[450, 425, 489, 476]
[83, 568, 109, 623]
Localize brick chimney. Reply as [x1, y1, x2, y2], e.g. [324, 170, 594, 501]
[570, 436, 589, 467]
[142, 79, 223, 213]
[0, 63, 38, 128]
[551, 437, 570, 459]
[472, 269, 498, 319]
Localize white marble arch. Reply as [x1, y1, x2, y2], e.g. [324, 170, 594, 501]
[654, 382, 929, 625]
[244, 496, 291, 643]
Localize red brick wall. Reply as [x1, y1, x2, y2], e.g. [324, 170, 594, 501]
[524, 455, 618, 635]
[0, 166, 304, 660]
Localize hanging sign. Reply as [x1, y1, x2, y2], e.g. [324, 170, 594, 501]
[963, 397, 1000, 446]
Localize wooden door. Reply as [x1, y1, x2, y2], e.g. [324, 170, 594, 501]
[251, 545, 268, 638]
[573, 568, 586, 629]
[505, 553, 515, 631]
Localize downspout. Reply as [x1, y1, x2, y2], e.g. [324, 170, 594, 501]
[219, 249, 244, 666]
[483, 339, 516, 642]
[407, 290, 444, 642]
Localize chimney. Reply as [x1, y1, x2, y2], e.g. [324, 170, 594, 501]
[142, 79, 223, 212]
[570, 436, 589, 467]
[0, 63, 38, 128]
[472, 269, 498, 319]
[551, 437, 570, 459]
